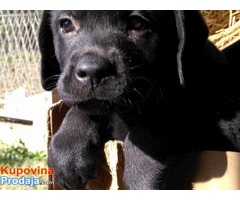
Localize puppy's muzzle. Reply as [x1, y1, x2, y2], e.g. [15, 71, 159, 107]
[75, 53, 117, 89]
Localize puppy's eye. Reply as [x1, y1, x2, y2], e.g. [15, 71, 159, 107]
[127, 16, 150, 37]
[59, 18, 75, 33]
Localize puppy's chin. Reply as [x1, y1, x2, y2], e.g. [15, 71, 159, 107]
[58, 78, 159, 115]
[77, 99, 127, 114]
[58, 90, 129, 114]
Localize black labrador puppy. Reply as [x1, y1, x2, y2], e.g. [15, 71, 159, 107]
[38, 10, 240, 189]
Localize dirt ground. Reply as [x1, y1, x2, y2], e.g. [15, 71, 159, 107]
[0, 120, 47, 153]
[0, 91, 52, 152]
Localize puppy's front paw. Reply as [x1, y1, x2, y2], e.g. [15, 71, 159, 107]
[48, 134, 98, 189]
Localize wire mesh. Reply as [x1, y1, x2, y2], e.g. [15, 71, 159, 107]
[0, 10, 43, 99]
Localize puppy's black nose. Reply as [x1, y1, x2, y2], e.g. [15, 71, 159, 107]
[75, 53, 116, 87]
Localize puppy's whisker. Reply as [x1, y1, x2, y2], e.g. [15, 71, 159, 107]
[122, 97, 128, 105]
[58, 101, 65, 112]
[45, 83, 57, 91]
[133, 87, 144, 98]
[127, 98, 134, 108]
[135, 102, 142, 114]
[134, 76, 164, 101]
[50, 54, 58, 59]
[44, 74, 60, 81]
[43, 75, 60, 83]
[129, 63, 145, 70]
[43, 75, 60, 90]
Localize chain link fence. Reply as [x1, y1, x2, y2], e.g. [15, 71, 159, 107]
[0, 10, 43, 100]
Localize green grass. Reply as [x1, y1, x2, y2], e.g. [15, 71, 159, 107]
[0, 141, 49, 190]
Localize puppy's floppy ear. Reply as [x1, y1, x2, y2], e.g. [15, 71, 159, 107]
[38, 11, 60, 91]
[174, 11, 209, 87]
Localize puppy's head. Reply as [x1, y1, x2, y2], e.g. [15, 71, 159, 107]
[39, 11, 208, 112]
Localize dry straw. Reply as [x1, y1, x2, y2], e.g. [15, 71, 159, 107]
[202, 10, 240, 50]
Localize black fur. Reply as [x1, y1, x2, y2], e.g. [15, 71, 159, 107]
[38, 10, 240, 189]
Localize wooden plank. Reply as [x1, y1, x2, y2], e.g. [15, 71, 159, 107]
[0, 115, 33, 125]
